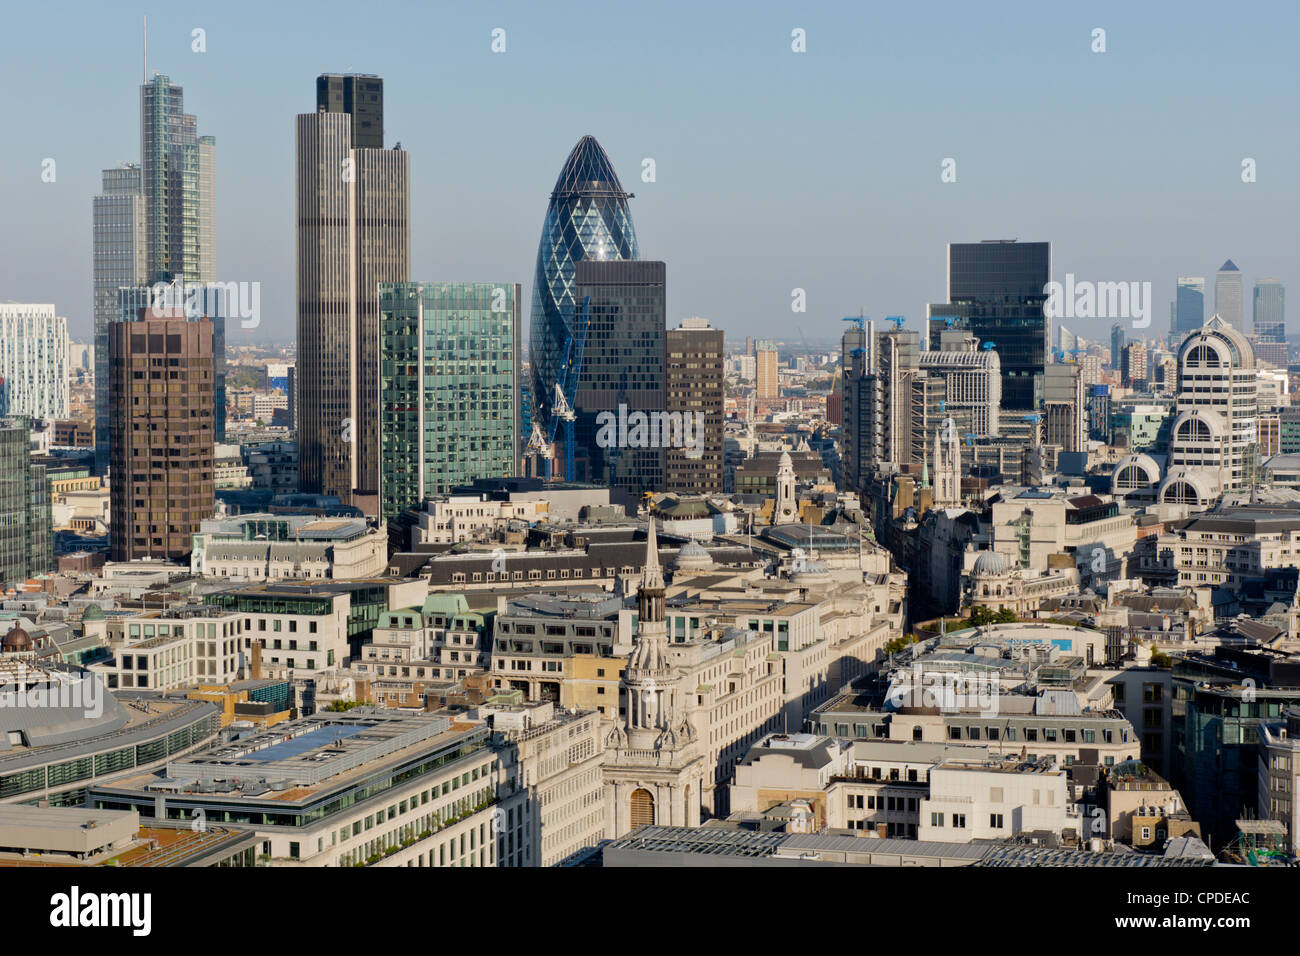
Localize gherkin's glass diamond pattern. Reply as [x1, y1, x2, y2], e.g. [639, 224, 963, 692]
[530, 136, 638, 427]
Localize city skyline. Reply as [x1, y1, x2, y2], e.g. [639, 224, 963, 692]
[2, 1, 1298, 345]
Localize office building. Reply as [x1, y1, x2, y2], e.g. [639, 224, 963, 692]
[1174, 277, 1205, 338]
[756, 343, 780, 400]
[297, 74, 410, 507]
[1043, 363, 1086, 452]
[918, 332, 1002, 438]
[572, 259, 665, 493]
[529, 136, 639, 434]
[664, 318, 724, 493]
[89, 710, 522, 868]
[928, 240, 1050, 410]
[1159, 316, 1259, 504]
[108, 312, 215, 562]
[0, 305, 68, 421]
[140, 74, 215, 285]
[94, 76, 216, 475]
[1121, 342, 1147, 389]
[0, 420, 52, 586]
[92, 163, 146, 473]
[1254, 278, 1286, 367]
[1215, 260, 1244, 332]
[839, 322, 873, 494]
[315, 73, 384, 149]
[377, 282, 521, 522]
[1110, 323, 1125, 371]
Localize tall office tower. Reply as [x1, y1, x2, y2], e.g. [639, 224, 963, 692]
[0, 419, 52, 587]
[573, 260, 665, 493]
[1254, 278, 1285, 340]
[108, 312, 215, 562]
[1080, 353, 1103, 387]
[1162, 316, 1258, 502]
[296, 75, 410, 506]
[755, 343, 780, 400]
[1121, 342, 1148, 389]
[1043, 363, 1086, 453]
[1215, 260, 1244, 332]
[926, 240, 1050, 410]
[1110, 323, 1126, 370]
[95, 76, 216, 475]
[140, 74, 215, 284]
[377, 282, 521, 522]
[875, 326, 925, 466]
[92, 163, 146, 474]
[316, 74, 384, 149]
[839, 323, 874, 494]
[113, 282, 227, 443]
[918, 331, 1002, 438]
[1174, 276, 1206, 338]
[0, 305, 69, 420]
[530, 136, 639, 433]
[664, 318, 724, 494]
[1254, 278, 1287, 368]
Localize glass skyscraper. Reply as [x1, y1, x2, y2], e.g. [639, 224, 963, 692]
[572, 260, 665, 493]
[0, 419, 51, 587]
[1215, 260, 1243, 332]
[1174, 276, 1205, 337]
[378, 282, 521, 522]
[927, 240, 1051, 410]
[93, 75, 216, 474]
[1254, 278, 1285, 343]
[529, 136, 639, 431]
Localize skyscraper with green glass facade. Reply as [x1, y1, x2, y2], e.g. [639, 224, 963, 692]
[0, 419, 52, 587]
[378, 283, 521, 522]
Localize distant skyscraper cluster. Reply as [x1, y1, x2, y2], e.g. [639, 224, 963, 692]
[92, 74, 221, 476]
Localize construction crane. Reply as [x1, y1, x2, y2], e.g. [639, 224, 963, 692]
[964, 432, 978, 447]
[1066, 347, 1087, 362]
[841, 315, 867, 331]
[885, 315, 906, 330]
[535, 294, 592, 482]
[982, 341, 997, 351]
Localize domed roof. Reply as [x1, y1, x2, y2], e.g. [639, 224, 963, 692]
[1, 624, 33, 651]
[1177, 315, 1255, 369]
[674, 541, 715, 571]
[972, 550, 1011, 576]
[82, 604, 105, 622]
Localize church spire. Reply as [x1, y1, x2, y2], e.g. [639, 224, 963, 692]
[637, 518, 666, 623]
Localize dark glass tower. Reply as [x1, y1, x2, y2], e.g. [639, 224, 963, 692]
[1254, 278, 1285, 343]
[529, 136, 639, 430]
[927, 240, 1050, 410]
[573, 260, 665, 493]
[316, 74, 384, 149]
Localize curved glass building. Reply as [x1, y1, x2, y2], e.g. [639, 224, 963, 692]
[529, 135, 638, 426]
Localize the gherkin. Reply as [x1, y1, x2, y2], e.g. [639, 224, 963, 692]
[529, 135, 638, 427]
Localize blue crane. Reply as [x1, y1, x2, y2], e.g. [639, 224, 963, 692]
[885, 315, 906, 330]
[982, 341, 996, 351]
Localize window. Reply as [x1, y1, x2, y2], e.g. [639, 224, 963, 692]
[931, 812, 944, 827]
[990, 814, 1003, 829]
[953, 814, 966, 828]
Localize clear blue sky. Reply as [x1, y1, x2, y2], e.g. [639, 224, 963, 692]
[2, 0, 1297, 346]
